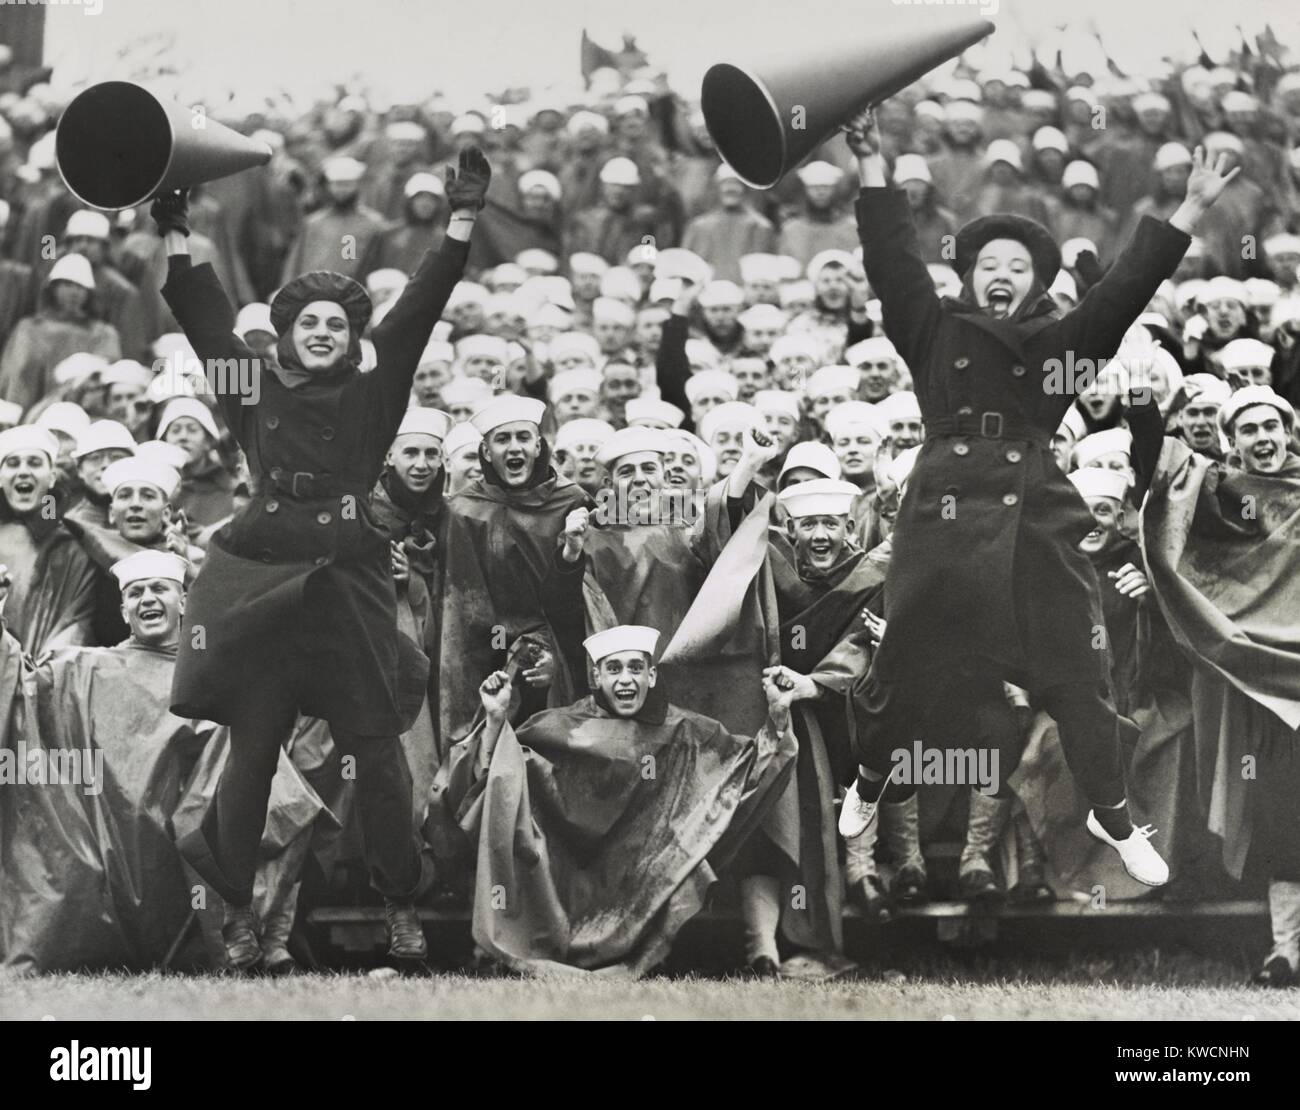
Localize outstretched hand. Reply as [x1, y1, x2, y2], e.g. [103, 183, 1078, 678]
[479, 669, 513, 720]
[445, 146, 492, 212]
[1183, 145, 1240, 211]
[842, 108, 882, 158]
[151, 188, 191, 238]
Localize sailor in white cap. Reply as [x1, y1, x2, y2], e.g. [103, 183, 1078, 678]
[442, 421, 484, 496]
[1176, 373, 1232, 458]
[548, 366, 602, 424]
[547, 331, 601, 373]
[410, 338, 456, 409]
[875, 390, 924, 454]
[844, 336, 907, 403]
[683, 370, 739, 430]
[699, 401, 760, 479]
[777, 165, 857, 275]
[769, 334, 822, 391]
[1073, 426, 1135, 478]
[633, 303, 671, 363]
[729, 357, 772, 404]
[100, 455, 186, 553]
[1218, 386, 1295, 476]
[824, 401, 886, 487]
[435, 630, 795, 976]
[440, 376, 494, 425]
[777, 441, 842, 489]
[737, 304, 787, 359]
[155, 396, 235, 539]
[805, 365, 861, 427]
[625, 397, 685, 430]
[738, 253, 785, 306]
[1215, 338, 1276, 388]
[0, 423, 97, 654]
[591, 296, 636, 356]
[385, 407, 451, 497]
[0, 401, 22, 432]
[751, 389, 804, 458]
[69, 420, 137, 526]
[455, 333, 510, 384]
[552, 417, 615, 496]
[278, 153, 390, 282]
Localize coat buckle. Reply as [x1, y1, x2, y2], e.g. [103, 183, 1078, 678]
[291, 471, 316, 498]
[980, 412, 1004, 439]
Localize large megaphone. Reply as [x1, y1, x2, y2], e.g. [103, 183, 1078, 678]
[701, 13, 994, 189]
[56, 81, 273, 211]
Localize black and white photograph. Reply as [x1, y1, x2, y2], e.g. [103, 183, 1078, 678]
[0, 0, 1297, 1056]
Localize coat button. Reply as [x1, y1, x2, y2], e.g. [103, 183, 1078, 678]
[316, 511, 332, 525]
[314, 555, 330, 567]
[1002, 493, 1018, 506]
[320, 426, 336, 440]
[266, 416, 280, 430]
[957, 406, 974, 415]
[954, 357, 970, 369]
[1006, 450, 1022, 463]
[1011, 365, 1027, 378]
[265, 500, 279, 513]
[953, 442, 969, 456]
[259, 550, 273, 563]
[270, 467, 283, 481]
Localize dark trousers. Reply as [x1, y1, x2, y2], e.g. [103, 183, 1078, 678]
[181, 675, 422, 907]
[851, 669, 1127, 808]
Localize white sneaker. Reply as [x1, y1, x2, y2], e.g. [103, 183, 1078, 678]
[838, 780, 879, 839]
[1086, 810, 1169, 886]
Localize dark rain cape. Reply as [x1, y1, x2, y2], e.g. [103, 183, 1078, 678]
[661, 481, 884, 955]
[1139, 438, 1300, 878]
[0, 517, 97, 655]
[437, 466, 590, 756]
[426, 693, 795, 977]
[0, 632, 327, 971]
[1010, 535, 1201, 898]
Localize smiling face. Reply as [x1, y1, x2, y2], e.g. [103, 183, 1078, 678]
[1204, 297, 1247, 342]
[814, 267, 849, 311]
[413, 362, 451, 407]
[161, 417, 211, 466]
[832, 429, 880, 478]
[77, 447, 132, 499]
[972, 239, 1034, 319]
[857, 358, 898, 402]
[388, 433, 442, 494]
[761, 410, 800, 453]
[120, 576, 184, 647]
[731, 359, 770, 401]
[1179, 400, 1222, 451]
[1079, 494, 1123, 555]
[786, 512, 852, 571]
[1230, 404, 1289, 475]
[887, 416, 924, 450]
[601, 364, 642, 418]
[661, 442, 702, 488]
[106, 383, 148, 427]
[484, 420, 541, 487]
[0, 450, 55, 515]
[446, 443, 482, 493]
[554, 388, 599, 422]
[109, 480, 171, 543]
[710, 423, 749, 476]
[592, 649, 656, 717]
[609, 449, 665, 502]
[292, 299, 351, 371]
[554, 438, 603, 493]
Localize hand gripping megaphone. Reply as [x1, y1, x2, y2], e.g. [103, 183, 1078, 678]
[701, 12, 994, 189]
[56, 81, 273, 211]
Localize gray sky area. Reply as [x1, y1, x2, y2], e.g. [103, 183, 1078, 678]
[44, 0, 1300, 106]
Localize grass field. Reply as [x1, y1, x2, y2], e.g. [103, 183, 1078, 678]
[5, 949, 1298, 1020]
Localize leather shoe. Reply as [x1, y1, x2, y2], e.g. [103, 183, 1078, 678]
[848, 875, 892, 922]
[384, 899, 428, 962]
[1252, 955, 1295, 989]
[221, 905, 263, 973]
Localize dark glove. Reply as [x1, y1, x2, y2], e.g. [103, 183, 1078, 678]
[151, 188, 191, 237]
[444, 147, 491, 211]
[1072, 248, 1104, 293]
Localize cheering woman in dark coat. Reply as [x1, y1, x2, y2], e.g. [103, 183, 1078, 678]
[836, 109, 1238, 889]
[154, 149, 491, 971]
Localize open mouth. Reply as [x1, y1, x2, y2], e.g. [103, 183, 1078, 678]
[720, 450, 741, 464]
[809, 542, 832, 558]
[504, 456, 527, 475]
[613, 687, 639, 706]
[1083, 528, 1103, 544]
[665, 471, 687, 486]
[12, 478, 35, 496]
[1252, 444, 1278, 465]
[136, 605, 165, 627]
[124, 512, 147, 525]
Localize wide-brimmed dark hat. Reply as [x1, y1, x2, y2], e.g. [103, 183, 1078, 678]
[954, 215, 1061, 287]
[270, 271, 372, 336]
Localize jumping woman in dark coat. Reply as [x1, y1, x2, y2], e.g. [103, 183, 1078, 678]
[836, 109, 1238, 888]
[153, 149, 491, 971]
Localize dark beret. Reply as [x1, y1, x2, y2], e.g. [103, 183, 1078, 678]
[270, 271, 373, 336]
[954, 214, 1061, 288]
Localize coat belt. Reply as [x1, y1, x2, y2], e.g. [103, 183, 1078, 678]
[264, 468, 369, 500]
[925, 413, 1051, 447]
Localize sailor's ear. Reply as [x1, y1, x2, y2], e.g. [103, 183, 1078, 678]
[784, 516, 798, 543]
[647, 665, 657, 689]
[842, 513, 857, 541]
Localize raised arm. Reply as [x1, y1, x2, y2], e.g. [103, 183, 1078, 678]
[155, 190, 257, 443]
[368, 148, 491, 434]
[843, 110, 941, 382]
[655, 281, 699, 419]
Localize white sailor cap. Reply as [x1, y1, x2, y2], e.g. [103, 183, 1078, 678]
[1182, 373, 1232, 406]
[595, 426, 672, 466]
[1073, 428, 1133, 468]
[583, 624, 659, 663]
[684, 370, 739, 405]
[698, 280, 744, 308]
[0, 400, 23, 427]
[456, 334, 510, 363]
[738, 304, 787, 332]
[806, 365, 860, 399]
[395, 407, 452, 442]
[0, 424, 60, 463]
[135, 440, 190, 471]
[796, 161, 844, 188]
[845, 336, 899, 367]
[442, 421, 484, 458]
[1068, 467, 1129, 503]
[64, 209, 111, 240]
[684, 339, 722, 371]
[233, 303, 275, 341]
[74, 419, 137, 459]
[777, 477, 859, 517]
[752, 389, 802, 420]
[738, 253, 784, 284]
[35, 402, 91, 439]
[419, 339, 456, 366]
[102, 456, 181, 499]
[469, 395, 546, 435]
[1220, 385, 1294, 433]
[440, 377, 494, 408]
[1216, 338, 1276, 373]
[624, 398, 684, 428]
[591, 296, 636, 326]
[892, 154, 932, 184]
[110, 550, 188, 590]
[599, 157, 641, 186]
[698, 400, 759, 443]
[157, 397, 220, 442]
[769, 333, 821, 362]
[549, 367, 603, 399]
[779, 441, 841, 482]
[1056, 407, 1088, 442]
[806, 249, 857, 283]
[777, 281, 815, 309]
[52, 351, 109, 387]
[877, 390, 922, 423]
[553, 418, 615, 453]
[548, 332, 601, 366]
[887, 445, 921, 489]
[824, 401, 887, 442]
